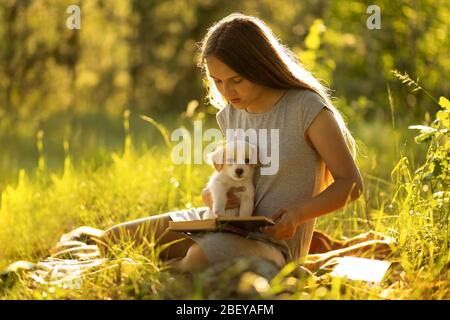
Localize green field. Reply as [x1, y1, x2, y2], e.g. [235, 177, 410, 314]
[0, 89, 448, 299]
[0, 0, 448, 300]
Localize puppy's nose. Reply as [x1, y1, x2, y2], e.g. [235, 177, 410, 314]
[235, 168, 243, 176]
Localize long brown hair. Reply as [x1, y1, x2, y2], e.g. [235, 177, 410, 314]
[196, 13, 358, 192]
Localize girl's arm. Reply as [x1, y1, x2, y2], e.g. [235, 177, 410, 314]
[201, 187, 245, 210]
[262, 109, 363, 240]
[201, 187, 213, 209]
[296, 108, 364, 223]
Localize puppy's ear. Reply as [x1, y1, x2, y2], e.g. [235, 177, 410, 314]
[208, 147, 224, 171]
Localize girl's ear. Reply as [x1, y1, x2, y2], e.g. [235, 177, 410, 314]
[209, 147, 224, 171]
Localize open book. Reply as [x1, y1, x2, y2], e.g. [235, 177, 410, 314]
[168, 216, 275, 236]
[329, 257, 392, 283]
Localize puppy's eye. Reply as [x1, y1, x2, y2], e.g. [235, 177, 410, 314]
[245, 158, 250, 164]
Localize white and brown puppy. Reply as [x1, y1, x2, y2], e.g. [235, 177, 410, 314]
[204, 140, 258, 219]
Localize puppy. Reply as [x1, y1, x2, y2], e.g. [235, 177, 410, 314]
[204, 140, 258, 219]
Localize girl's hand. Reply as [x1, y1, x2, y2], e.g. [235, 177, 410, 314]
[260, 208, 300, 240]
[201, 188, 212, 208]
[225, 186, 245, 209]
[201, 187, 245, 210]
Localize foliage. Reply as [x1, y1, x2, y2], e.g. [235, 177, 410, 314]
[1, 91, 449, 299]
[0, 0, 448, 300]
[1, 0, 449, 135]
[388, 72, 449, 298]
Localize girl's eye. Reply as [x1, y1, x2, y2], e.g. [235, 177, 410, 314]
[213, 78, 242, 84]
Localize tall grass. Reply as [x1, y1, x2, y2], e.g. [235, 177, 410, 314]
[0, 83, 448, 299]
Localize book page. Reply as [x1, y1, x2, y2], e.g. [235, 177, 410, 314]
[330, 257, 391, 283]
[168, 208, 205, 222]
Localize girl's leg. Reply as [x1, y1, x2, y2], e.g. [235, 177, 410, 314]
[168, 243, 209, 273]
[309, 230, 395, 254]
[99, 212, 197, 261]
[304, 239, 394, 272]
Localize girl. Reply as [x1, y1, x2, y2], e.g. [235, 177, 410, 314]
[98, 13, 365, 273]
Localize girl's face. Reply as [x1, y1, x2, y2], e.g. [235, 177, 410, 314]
[205, 55, 265, 110]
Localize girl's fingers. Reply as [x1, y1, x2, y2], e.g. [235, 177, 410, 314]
[226, 197, 240, 207]
[225, 201, 239, 209]
[228, 186, 246, 194]
[228, 192, 241, 200]
[228, 198, 239, 205]
[225, 187, 244, 209]
[227, 194, 238, 201]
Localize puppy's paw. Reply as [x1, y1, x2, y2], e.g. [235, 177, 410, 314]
[213, 210, 225, 217]
[239, 208, 253, 217]
[224, 208, 239, 217]
[204, 209, 217, 220]
[238, 201, 254, 217]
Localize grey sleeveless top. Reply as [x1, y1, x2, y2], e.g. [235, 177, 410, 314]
[215, 88, 333, 263]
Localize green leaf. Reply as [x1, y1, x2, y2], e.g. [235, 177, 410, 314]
[408, 125, 436, 133]
[305, 19, 325, 50]
[439, 97, 450, 111]
[140, 115, 172, 148]
[432, 159, 442, 177]
[436, 110, 449, 127]
[414, 131, 435, 143]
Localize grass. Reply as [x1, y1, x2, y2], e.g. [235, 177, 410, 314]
[0, 92, 448, 299]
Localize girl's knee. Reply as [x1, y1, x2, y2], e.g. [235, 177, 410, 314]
[101, 225, 123, 243]
[97, 228, 118, 256]
[179, 243, 209, 272]
[97, 225, 133, 255]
